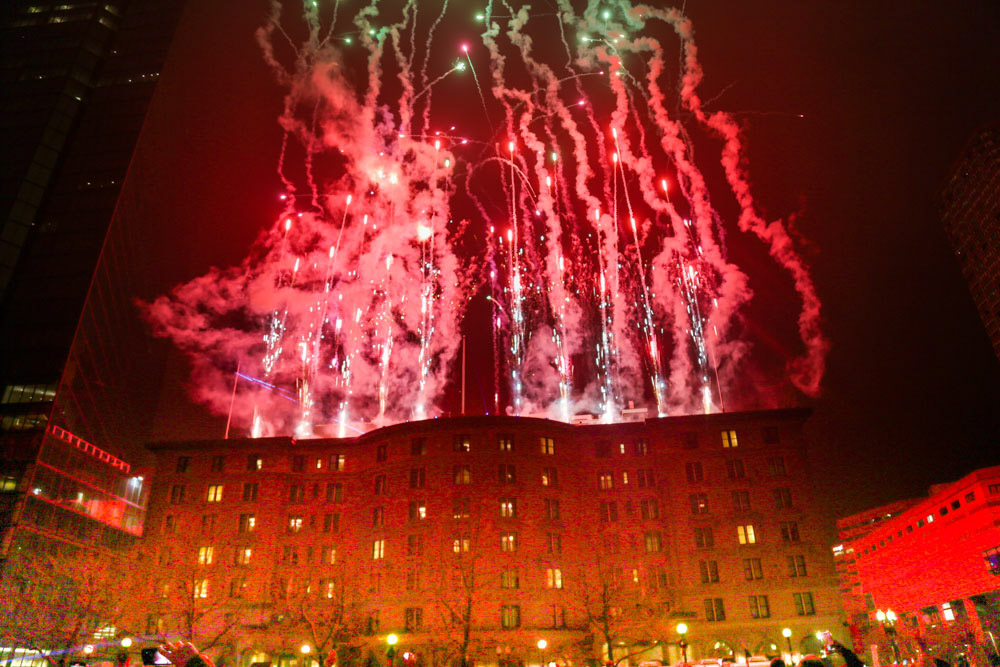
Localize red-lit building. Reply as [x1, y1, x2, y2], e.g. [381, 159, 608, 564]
[835, 467, 1000, 663]
[139, 409, 844, 667]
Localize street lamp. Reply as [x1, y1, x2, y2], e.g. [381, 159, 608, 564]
[121, 639, 133, 649]
[387, 635, 399, 667]
[677, 624, 689, 664]
[876, 610, 900, 664]
[83, 646, 95, 656]
[537, 640, 547, 667]
[782, 629, 792, 662]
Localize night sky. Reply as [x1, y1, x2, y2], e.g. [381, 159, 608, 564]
[132, 1, 1000, 518]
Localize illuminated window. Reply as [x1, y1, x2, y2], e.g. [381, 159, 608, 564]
[704, 598, 725, 621]
[322, 579, 336, 599]
[498, 434, 514, 451]
[725, 459, 745, 480]
[749, 595, 770, 618]
[927, 514, 935, 523]
[326, 482, 343, 502]
[409, 468, 426, 489]
[685, 462, 703, 483]
[501, 568, 519, 589]
[0, 474, 16, 492]
[780, 521, 800, 542]
[542, 466, 558, 486]
[498, 464, 516, 484]
[737, 524, 757, 545]
[411, 438, 426, 456]
[695, 527, 714, 548]
[788, 555, 807, 577]
[453, 434, 471, 452]
[330, 454, 345, 471]
[793, 592, 815, 615]
[194, 579, 209, 598]
[743, 557, 763, 580]
[242, 482, 258, 501]
[540, 437, 555, 455]
[235, 547, 252, 565]
[546, 568, 563, 589]
[501, 605, 521, 629]
[247, 455, 263, 471]
[206, 484, 224, 503]
[942, 602, 955, 621]
[699, 560, 719, 583]
[453, 535, 470, 553]
[409, 500, 427, 521]
[197, 546, 214, 565]
[453, 498, 470, 519]
[323, 513, 340, 533]
[372, 539, 385, 560]
[238, 513, 256, 533]
[499, 498, 517, 518]
[644, 531, 663, 552]
[641, 499, 659, 519]
[599, 472, 614, 490]
[454, 465, 471, 484]
[721, 430, 738, 448]
[287, 516, 303, 533]
[634, 439, 649, 455]
[501, 532, 517, 552]
[322, 546, 337, 564]
[690, 493, 709, 514]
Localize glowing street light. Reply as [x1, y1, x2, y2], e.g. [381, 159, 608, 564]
[676, 624, 689, 663]
[877, 610, 900, 663]
[386, 634, 399, 667]
[782, 629, 792, 660]
[83, 646, 95, 655]
[387, 635, 399, 647]
[121, 638, 133, 648]
[537, 640, 547, 650]
[301, 645, 312, 655]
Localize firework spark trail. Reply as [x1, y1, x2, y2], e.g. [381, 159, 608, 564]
[143, 0, 826, 436]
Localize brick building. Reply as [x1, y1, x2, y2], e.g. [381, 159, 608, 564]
[139, 409, 843, 667]
[835, 467, 1000, 663]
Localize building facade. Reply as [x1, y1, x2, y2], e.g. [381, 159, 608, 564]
[835, 467, 1000, 664]
[139, 409, 843, 667]
[940, 123, 1000, 362]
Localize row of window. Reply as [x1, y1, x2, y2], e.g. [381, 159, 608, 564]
[702, 592, 815, 621]
[689, 488, 793, 514]
[171, 427, 788, 475]
[862, 489, 979, 557]
[699, 555, 808, 583]
[693, 521, 801, 548]
[168, 457, 789, 506]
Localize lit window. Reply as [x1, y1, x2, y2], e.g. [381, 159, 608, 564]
[453, 434, 471, 452]
[542, 467, 558, 486]
[599, 472, 614, 490]
[247, 455, 263, 471]
[373, 539, 385, 560]
[330, 454, 345, 471]
[644, 532, 663, 552]
[454, 465, 471, 484]
[235, 547, 252, 565]
[452, 498, 470, 519]
[540, 437, 555, 455]
[500, 498, 517, 518]
[501, 605, 520, 629]
[194, 579, 209, 598]
[546, 568, 563, 589]
[738, 524, 757, 545]
[238, 513, 256, 533]
[197, 546, 214, 565]
[690, 493, 709, 514]
[721, 429, 738, 448]
[409, 501, 427, 521]
[453, 535, 470, 553]
[498, 434, 514, 451]
[206, 484, 224, 503]
[287, 516, 303, 533]
[942, 602, 955, 621]
[501, 532, 517, 552]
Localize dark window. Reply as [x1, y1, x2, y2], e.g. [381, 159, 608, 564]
[498, 464, 516, 484]
[768, 456, 787, 476]
[372, 507, 385, 527]
[170, 485, 185, 504]
[644, 532, 663, 552]
[685, 462, 703, 483]
[762, 426, 779, 444]
[774, 487, 792, 508]
[547, 533, 562, 553]
[704, 598, 726, 621]
[288, 484, 305, 503]
[683, 432, 699, 449]
[176, 457, 191, 473]
[600, 501, 618, 523]
[596, 441, 612, 458]
[733, 490, 751, 511]
[695, 527, 714, 548]
[406, 534, 424, 556]
[546, 498, 561, 521]
[411, 438, 426, 456]
[242, 483, 258, 502]
[699, 560, 719, 583]
[323, 513, 340, 533]
[210, 456, 224, 472]
[292, 455, 305, 472]
[725, 459, 745, 480]
[452, 498, 470, 519]
[690, 493, 709, 514]
[788, 555, 807, 577]
[376, 444, 388, 462]
[743, 558, 763, 580]
[780, 521, 801, 542]
[749, 595, 770, 618]
[374, 475, 387, 495]
[405, 607, 423, 631]
[326, 483, 343, 502]
[637, 469, 655, 487]
[634, 439, 649, 456]
[501, 605, 521, 629]
[793, 592, 815, 615]
[410, 468, 426, 489]
[641, 499, 659, 519]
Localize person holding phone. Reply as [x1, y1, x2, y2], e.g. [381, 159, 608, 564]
[145, 642, 215, 667]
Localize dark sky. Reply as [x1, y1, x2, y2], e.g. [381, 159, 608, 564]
[135, 0, 1000, 517]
